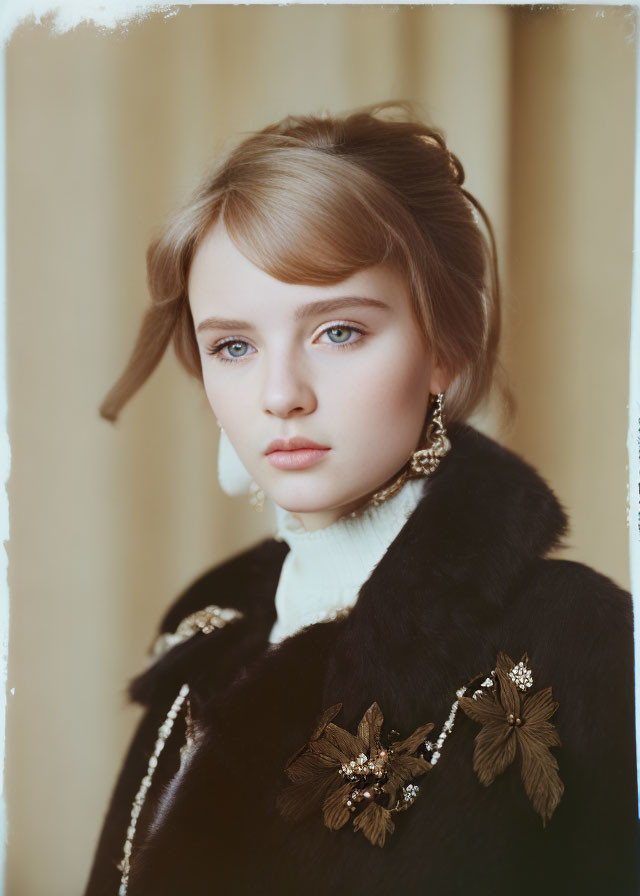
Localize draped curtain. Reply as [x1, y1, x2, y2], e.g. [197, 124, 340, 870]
[5, 6, 635, 893]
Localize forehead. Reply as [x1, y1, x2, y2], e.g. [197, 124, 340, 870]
[188, 220, 411, 323]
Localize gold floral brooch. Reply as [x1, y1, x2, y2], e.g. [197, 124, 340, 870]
[277, 651, 563, 846]
[276, 702, 433, 847]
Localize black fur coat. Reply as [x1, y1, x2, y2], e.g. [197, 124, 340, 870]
[84, 424, 637, 896]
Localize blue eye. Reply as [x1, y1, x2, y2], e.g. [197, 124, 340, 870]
[207, 340, 253, 362]
[206, 323, 365, 364]
[318, 323, 365, 348]
[325, 326, 353, 344]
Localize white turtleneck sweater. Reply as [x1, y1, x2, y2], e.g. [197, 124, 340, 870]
[268, 478, 426, 645]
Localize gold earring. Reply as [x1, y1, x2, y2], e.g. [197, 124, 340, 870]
[345, 392, 450, 520]
[409, 392, 451, 476]
[249, 480, 265, 512]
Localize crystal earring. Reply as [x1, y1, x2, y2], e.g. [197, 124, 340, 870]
[409, 392, 451, 476]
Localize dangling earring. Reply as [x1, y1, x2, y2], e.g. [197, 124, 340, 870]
[248, 480, 265, 512]
[346, 391, 451, 519]
[409, 392, 451, 476]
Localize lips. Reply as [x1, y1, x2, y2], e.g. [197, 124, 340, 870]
[265, 437, 331, 471]
[265, 437, 330, 454]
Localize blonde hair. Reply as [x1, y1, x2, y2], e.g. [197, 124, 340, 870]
[100, 101, 512, 423]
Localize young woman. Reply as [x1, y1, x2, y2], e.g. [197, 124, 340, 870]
[84, 103, 637, 896]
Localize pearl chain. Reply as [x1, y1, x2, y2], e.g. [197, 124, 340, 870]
[424, 673, 496, 764]
[117, 683, 190, 896]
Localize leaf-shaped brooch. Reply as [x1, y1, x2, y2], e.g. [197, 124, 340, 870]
[458, 650, 564, 825]
[276, 702, 433, 847]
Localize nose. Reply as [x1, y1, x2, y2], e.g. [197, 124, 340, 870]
[261, 349, 317, 419]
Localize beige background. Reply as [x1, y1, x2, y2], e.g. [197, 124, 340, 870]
[5, 6, 636, 895]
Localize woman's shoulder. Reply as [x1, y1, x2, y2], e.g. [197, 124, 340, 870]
[505, 554, 633, 685]
[161, 536, 288, 631]
[512, 555, 632, 638]
[505, 555, 634, 751]
[128, 536, 287, 706]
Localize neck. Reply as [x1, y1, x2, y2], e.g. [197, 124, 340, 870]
[269, 476, 427, 644]
[284, 478, 406, 533]
[288, 496, 368, 532]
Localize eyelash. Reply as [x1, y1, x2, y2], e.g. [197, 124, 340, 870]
[205, 323, 366, 364]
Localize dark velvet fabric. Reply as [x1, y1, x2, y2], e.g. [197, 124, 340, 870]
[84, 424, 638, 896]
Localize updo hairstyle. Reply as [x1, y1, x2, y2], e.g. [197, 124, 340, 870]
[100, 101, 511, 424]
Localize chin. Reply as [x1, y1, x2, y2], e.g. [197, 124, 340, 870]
[267, 482, 374, 516]
[270, 495, 334, 514]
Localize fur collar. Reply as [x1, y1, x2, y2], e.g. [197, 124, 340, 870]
[129, 422, 568, 716]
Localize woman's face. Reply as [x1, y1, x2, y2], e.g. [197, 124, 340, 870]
[189, 220, 447, 531]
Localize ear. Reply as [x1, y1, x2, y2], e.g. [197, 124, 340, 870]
[428, 362, 452, 396]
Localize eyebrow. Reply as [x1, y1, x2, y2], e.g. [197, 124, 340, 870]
[195, 296, 391, 334]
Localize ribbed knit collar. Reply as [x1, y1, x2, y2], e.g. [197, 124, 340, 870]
[268, 477, 426, 643]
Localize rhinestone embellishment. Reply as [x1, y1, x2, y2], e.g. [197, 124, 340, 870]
[508, 660, 534, 691]
[149, 604, 244, 662]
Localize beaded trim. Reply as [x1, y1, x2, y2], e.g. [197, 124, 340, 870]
[119, 604, 244, 893]
[149, 604, 244, 663]
[424, 674, 497, 763]
[117, 684, 190, 896]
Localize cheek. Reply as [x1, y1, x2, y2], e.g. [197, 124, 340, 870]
[345, 350, 430, 439]
[201, 371, 220, 417]
[201, 369, 247, 433]
[370, 365, 424, 410]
